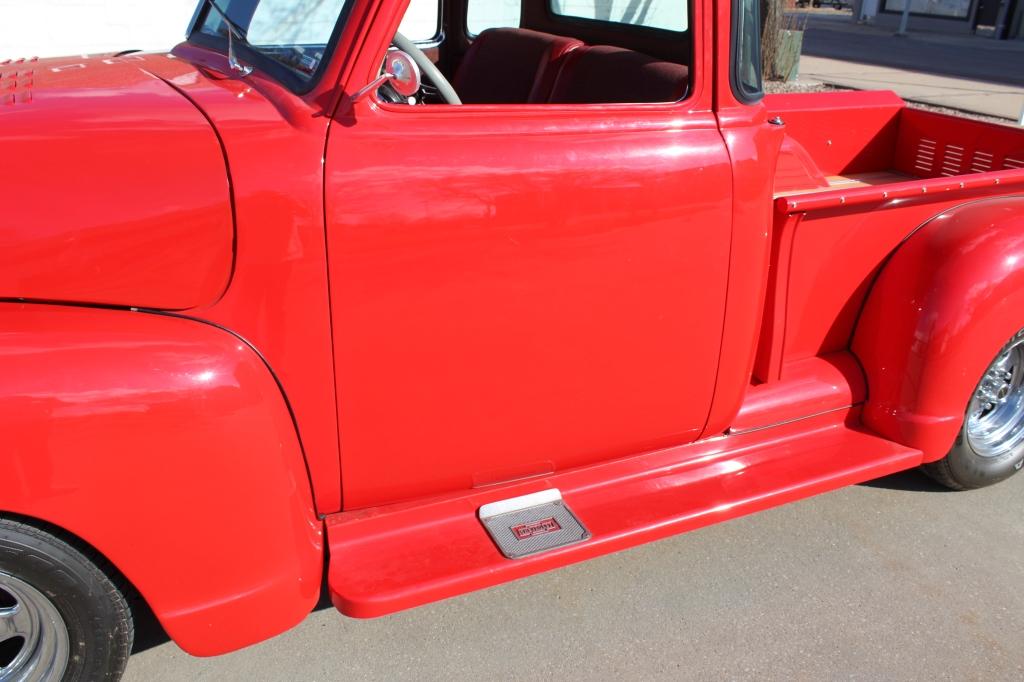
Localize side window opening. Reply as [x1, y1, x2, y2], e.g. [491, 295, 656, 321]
[396, 0, 693, 106]
[399, 0, 441, 41]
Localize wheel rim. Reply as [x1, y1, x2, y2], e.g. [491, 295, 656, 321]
[0, 571, 69, 682]
[966, 337, 1024, 458]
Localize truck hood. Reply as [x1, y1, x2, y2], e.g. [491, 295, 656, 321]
[0, 53, 234, 310]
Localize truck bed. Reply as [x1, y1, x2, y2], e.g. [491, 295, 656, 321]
[745, 91, 1024, 406]
[768, 90, 1024, 200]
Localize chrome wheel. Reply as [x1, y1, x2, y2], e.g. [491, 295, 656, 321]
[0, 571, 69, 682]
[966, 335, 1024, 458]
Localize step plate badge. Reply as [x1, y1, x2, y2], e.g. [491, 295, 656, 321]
[479, 489, 590, 559]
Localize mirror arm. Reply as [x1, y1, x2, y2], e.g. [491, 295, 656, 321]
[352, 73, 395, 103]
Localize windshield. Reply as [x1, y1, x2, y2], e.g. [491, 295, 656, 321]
[193, 0, 349, 88]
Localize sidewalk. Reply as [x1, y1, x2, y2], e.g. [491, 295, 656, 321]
[793, 14, 1024, 121]
[798, 56, 1024, 121]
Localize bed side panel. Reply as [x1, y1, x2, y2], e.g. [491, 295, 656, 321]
[894, 109, 1024, 179]
[774, 187, 1024, 373]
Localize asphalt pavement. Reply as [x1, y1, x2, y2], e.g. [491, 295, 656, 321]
[795, 13, 1024, 120]
[800, 13, 1024, 88]
[123, 468, 1024, 681]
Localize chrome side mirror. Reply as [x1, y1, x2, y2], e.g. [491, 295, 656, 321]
[353, 49, 421, 103]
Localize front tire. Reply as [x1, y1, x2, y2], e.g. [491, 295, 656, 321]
[0, 519, 133, 681]
[924, 329, 1024, 489]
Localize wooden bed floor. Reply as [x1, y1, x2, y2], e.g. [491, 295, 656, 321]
[777, 170, 912, 198]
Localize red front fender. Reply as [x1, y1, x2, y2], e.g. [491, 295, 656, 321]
[0, 303, 322, 656]
[853, 195, 1024, 461]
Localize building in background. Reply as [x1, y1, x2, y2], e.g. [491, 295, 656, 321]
[852, 0, 1023, 38]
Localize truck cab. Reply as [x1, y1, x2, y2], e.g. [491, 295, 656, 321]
[2, 0, 1024, 679]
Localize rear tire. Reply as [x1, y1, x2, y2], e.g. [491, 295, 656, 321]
[923, 329, 1024, 490]
[0, 518, 133, 681]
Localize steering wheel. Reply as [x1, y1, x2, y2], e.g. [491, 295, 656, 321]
[391, 31, 462, 105]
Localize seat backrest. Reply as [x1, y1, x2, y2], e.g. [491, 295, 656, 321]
[547, 45, 690, 104]
[453, 28, 583, 104]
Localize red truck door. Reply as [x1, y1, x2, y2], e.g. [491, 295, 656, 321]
[325, 45, 733, 509]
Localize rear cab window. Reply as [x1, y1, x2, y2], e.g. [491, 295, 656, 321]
[399, 0, 441, 41]
[550, 0, 689, 32]
[468, 0, 523, 35]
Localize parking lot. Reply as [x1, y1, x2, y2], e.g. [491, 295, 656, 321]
[124, 469, 1024, 681]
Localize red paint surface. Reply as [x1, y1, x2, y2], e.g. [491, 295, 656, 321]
[148, 46, 345, 516]
[327, 0, 736, 508]
[732, 352, 865, 433]
[855, 196, 1024, 460]
[766, 90, 904, 180]
[759, 100, 1024, 388]
[2, 0, 1024, 659]
[0, 304, 322, 656]
[327, 408, 921, 618]
[0, 56, 233, 310]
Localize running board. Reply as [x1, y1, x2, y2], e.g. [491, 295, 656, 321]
[326, 411, 922, 618]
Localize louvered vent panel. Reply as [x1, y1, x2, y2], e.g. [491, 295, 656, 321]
[915, 138, 937, 176]
[970, 151, 993, 174]
[941, 144, 965, 177]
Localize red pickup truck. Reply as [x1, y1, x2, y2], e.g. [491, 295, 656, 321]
[3, 0, 1024, 678]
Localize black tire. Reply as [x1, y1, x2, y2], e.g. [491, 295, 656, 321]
[0, 518, 133, 681]
[924, 432, 1024, 490]
[923, 330, 1024, 490]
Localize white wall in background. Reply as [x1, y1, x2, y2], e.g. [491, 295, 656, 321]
[0, 1, 198, 60]
[2, 0, 618, 62]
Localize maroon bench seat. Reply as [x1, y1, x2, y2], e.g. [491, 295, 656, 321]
[452, 28, 583, 104]
[453, 28, 690, 105]
[547, 44, 690, 104]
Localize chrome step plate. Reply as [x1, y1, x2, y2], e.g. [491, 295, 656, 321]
[479, 489, 590, 559]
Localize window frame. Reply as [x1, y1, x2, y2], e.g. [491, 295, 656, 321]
[729, 0, 764, 105]
[186, 0, 354, 95]
[370, 0, 704, 112]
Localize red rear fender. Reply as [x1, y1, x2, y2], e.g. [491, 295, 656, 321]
[853, 196, 1024, 460]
